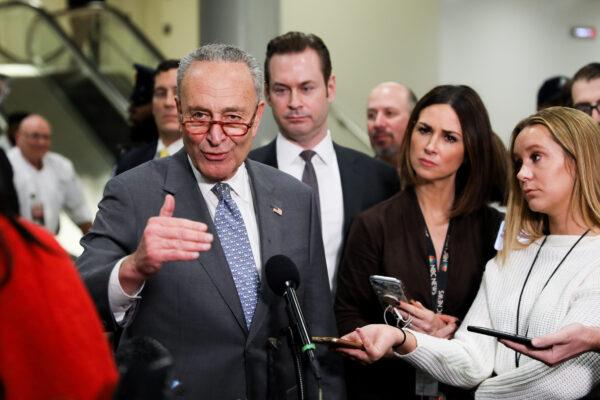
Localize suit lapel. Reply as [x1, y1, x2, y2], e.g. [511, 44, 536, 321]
[262, 139, 279, 168]
[163, 150, 248, 333]
[245, 160, 283, 342]
[334, 144, 357, 234]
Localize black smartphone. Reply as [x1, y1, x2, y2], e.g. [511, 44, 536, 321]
[467, 325, 533, 346]
[311, 336, 364, 350]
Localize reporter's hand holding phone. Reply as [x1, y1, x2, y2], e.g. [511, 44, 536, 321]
[500, 323, 600, 367]
[337, 324, 418, 363]
[398, 300, 459, 339]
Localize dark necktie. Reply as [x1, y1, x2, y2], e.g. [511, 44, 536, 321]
[212, 182, 260, 328]
[300, 150, 320, 209]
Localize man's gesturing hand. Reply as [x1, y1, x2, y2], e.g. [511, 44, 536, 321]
[119, 194, 213, 294]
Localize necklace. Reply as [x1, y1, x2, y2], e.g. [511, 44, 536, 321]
[514, 229, 590, 367]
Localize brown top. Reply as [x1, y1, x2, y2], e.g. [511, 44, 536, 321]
[335, 188, 503, 400]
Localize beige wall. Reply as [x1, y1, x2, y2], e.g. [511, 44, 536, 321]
[107, 0, 199, 59]
[281, 0, 439, 152]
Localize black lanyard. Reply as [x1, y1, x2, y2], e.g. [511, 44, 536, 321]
[514, 229, 590, 367]
[424, 224, 451, 314]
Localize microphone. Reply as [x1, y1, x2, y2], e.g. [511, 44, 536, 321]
[265, 255, 322, 381]
[115, 336, 182, 399]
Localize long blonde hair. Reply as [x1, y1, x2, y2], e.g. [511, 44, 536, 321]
[500, 107, 600, 260]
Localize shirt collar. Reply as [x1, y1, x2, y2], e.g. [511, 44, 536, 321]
[275, 130, 335, 169]
[156, 138, 184, 157]
[187, 156, 251, 203]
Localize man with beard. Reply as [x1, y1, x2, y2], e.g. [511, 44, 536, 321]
[366, 82, 416, 166]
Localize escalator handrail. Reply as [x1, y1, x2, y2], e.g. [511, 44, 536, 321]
[0, 0, 130, 119]
[52, 2, 165, 61]
[0, 1, 46, 63]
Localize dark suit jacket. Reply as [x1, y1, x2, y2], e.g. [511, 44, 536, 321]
[77, 149, 345, 399]
[248, 140, 399, 237]
[114, 141, 157, 176]
[335, 189, 503, 400]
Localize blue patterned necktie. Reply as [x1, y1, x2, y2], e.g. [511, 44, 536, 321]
[212, 182, 260, 328]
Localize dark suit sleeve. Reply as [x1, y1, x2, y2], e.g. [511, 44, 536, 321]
[302, 191, 346, 400]
[76, 177, 144, 331]
[335, 213, 383, 335]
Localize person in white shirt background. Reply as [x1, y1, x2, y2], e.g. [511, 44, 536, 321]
[8, 114, 91, 235]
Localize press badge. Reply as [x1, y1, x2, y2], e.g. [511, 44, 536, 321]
[415, 370, 443, 398]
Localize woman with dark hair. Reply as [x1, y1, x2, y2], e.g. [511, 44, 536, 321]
[339, 107, 600, 398]
[335, 85, 506, 399]
[0, 148, 117, 398]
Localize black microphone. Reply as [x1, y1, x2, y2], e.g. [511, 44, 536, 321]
[115, 336, 182, 400]
[265, 255, 322, 381]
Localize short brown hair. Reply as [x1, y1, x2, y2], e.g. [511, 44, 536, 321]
[573, 62, 600, 83]
[399, 85, 505, 217]
[264, 31, 332, 88]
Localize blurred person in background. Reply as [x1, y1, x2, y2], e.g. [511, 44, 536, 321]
[366, 81, 417, 166]
[128, 63, 158, 145]
[335, 85, 505, 400]
[571, 62, 600, 125]
[7, 114, 92, 235]
[536, 75, 571, 111]
[115, 59, 182, 175]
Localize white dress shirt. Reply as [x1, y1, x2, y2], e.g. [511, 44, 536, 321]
[275, 131, 344, 291]
[7, 147, 91, 234]
[108, 159, 261, 323]
[155, 137, 184, 159]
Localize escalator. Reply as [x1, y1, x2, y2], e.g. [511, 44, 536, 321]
[0, 0, 164, 254]
[0, 0, 164, 159]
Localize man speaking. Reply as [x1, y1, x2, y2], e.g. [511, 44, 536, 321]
[78, 44, 344, 399]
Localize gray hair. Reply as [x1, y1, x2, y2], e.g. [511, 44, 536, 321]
[177, 43, 264, 101]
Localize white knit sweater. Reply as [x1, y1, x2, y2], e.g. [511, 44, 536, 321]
[399, 234, 600, 399]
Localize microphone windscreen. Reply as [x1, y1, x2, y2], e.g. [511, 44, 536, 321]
[265, 255, 300, 296]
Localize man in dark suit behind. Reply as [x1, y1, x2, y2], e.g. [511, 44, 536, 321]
[249, 32, 399, 292]
[115, 59, 183, 175]
[78, 44, 344, 399]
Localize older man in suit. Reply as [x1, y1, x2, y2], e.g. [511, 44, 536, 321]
[78, 44, 344, 400]
[249, 32, 399, 292]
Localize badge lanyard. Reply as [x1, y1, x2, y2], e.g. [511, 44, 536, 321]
[514, 229, 590, 367]
[424, 224, 451, 314]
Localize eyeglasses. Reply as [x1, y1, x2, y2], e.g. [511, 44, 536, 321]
[181, 105, 258, 137]
[573, 102, 600, 116]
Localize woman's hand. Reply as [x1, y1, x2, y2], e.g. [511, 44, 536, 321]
[501, 323, 600, 367]
[398, 300, 459, 339]
[336, 324, 417, 363]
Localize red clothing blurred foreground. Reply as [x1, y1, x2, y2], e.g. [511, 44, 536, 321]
[0, 216, 118, 399]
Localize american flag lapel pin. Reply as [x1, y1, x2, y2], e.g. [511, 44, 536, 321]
[272, 206, 283, 216]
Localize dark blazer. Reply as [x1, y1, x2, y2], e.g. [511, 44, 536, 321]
[114, 141, 157, 176]
[78, 149, 345, 400]
[248, 139, 399, 236]
[335, 189, 503, 400]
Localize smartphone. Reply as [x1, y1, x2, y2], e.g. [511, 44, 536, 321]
[369, 275, 408, 309]
[311, 336, 364, 350]
[467, 325, 533, 346]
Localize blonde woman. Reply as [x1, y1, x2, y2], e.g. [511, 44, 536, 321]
[339, 107, 600, 399]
